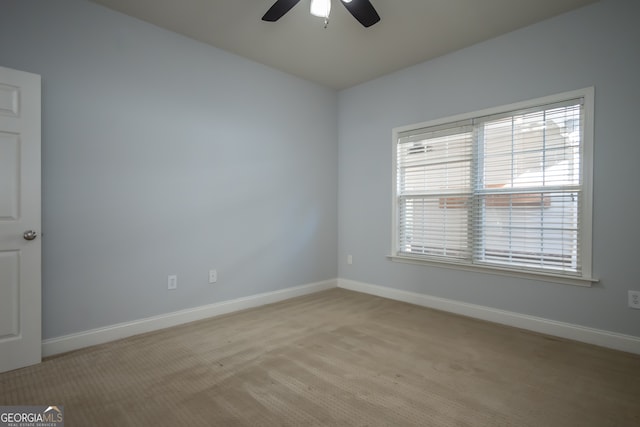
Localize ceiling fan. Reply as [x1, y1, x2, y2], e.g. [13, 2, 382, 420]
[262, 0, 381, 28]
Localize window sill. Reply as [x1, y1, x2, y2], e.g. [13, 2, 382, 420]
[387, 254, 598, 287]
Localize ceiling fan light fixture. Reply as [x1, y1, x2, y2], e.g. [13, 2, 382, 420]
[262, 0, 380, 28]
[310, 0, 331, 19]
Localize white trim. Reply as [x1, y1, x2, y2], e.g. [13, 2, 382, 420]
[42, 277, 640, 358]
[391, 87, 596, 285]
[392, 88, 594, 135]
[42, 279, 336, 357]
[337, 278, 640, 355]
[387, 255, 598, 287]
[580, 87, 595, 278]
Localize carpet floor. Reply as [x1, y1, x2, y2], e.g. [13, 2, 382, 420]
[1, 288, 639, 426]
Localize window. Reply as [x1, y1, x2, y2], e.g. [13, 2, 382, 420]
[392, 89, 595, 285]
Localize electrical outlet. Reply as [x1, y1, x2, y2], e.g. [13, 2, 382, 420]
[629, 290, 640, 309]
[347, 254, 353, 265]
[209, 269, 217, 284]
[168, 275, 177, 290]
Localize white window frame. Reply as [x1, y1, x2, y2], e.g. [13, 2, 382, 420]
[390, 88, 597, 287]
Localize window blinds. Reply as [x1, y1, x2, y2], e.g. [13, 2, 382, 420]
[397, 122, 473, 260]
[396, 98, 584, 276]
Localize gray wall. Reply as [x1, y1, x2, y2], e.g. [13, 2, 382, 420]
[338, 0, 640, 337]
[1, 0, 638, 342]
[0, 0, 338, 339]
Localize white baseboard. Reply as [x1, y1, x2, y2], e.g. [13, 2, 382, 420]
[43, 277, 640, 357]
[338, 278, 640, 355]
[42, 279, 337, 357]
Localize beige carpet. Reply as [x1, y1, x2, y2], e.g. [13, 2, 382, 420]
[1, 288, 639, 426]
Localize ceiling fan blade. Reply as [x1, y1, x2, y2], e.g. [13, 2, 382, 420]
[262, 0, 302, 22]
[341, 0, 380, 27]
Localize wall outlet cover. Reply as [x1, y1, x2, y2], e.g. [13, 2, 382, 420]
[168, 275, 177, 290]
[629, 290, 640, 309]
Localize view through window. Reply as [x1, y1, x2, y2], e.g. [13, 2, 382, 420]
[393, 89, 593, 281]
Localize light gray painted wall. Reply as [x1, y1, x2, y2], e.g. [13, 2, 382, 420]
[1, 0, 637, 343]
[0, 0, 338, 339]
[338, 0, 640, 337]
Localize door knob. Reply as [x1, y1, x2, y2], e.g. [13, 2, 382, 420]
[23, 230, 38, 241]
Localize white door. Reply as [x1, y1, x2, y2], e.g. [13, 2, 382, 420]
[0, 66, 41, 373]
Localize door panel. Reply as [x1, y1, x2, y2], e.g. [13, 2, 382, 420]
[0, 66, 41, 373]
[0, 83, 19, 117]
[0, 251, 19, 338]
[0, 132, 20, 219]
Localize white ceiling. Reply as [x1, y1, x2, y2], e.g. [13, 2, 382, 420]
[88, 0, 598, 89]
